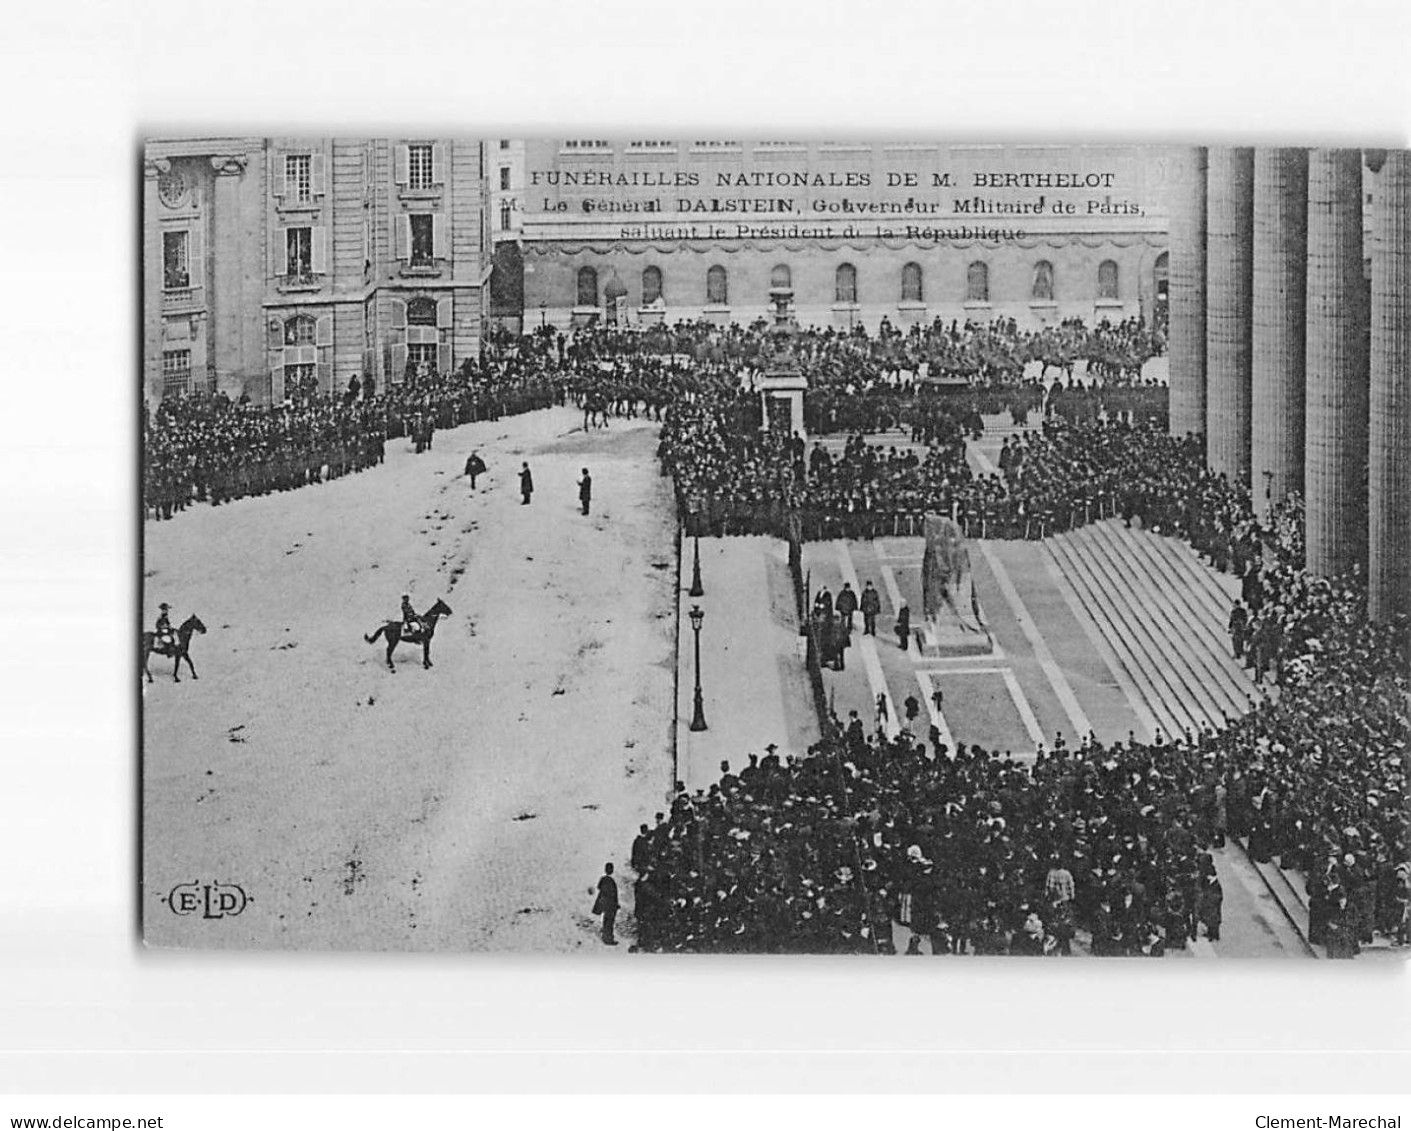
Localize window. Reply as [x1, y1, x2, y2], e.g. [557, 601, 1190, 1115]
[163, 230, 190, 290]
[628, 141, 673, 149]
[577, 266, 599, 307]
[1032, 260, 1055, 302]
[410, 214, 434, 265]
[287, 227, 313, 280]
[286, 154, 311, 203]
[499, 166, 511, 190]
[286, 362, 317, 399]
[564, 140, 609, 150]
[499, 139, 510, 150]
[284, 314, 316, 346]
[967, 261, 989, 303]
[407, 342, 438, 376]
[500, 203, 512, 230]
[408, 143, 434, 190]
[901, 262, 923, 303]
[706, 264, 728, 305]
[693, 141, 740, 149]
[1097, 259, 1119, 300]
[835, 263, 858, 304]
[769, 263, 791, 290]
[162, 350, 191, 398]
[642, 266, 663, 306]
[407, 296, 437, 326]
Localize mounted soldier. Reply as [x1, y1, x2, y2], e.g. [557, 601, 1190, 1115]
[400, 595, 422, 640]
[155, 603, 175, 650]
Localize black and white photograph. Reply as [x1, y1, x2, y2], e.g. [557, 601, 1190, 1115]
[140, 137, 1409, 960]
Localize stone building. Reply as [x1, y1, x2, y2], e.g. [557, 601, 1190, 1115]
[142, 137, 491, 407]
[1167, 146, 1411, 624]
[517, 141, 1174, 332]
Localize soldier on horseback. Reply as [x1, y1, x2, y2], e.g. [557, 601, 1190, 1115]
[400, 595, 422, 640]
[155, 603, 175, 650]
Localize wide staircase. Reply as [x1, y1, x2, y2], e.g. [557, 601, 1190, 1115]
[1044, 518, 1406, 957]
[1045, 517, 1257, 740]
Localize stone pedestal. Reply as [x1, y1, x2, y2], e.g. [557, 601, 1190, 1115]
[1251, 148, 1308, 518]
[1368, 149, 1411, 622]
[1206, 147, 1255, 484]
[1305, 148, 1369, 579]
[1169, 147, 1208, 440]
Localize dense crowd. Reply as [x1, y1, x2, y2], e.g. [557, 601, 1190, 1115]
[631, 726, 1230, 956]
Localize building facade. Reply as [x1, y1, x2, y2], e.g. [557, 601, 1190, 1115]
[143, 137, 491, 407]
[517, 141, 1173, 332]
[1166, 146, 1411, 624]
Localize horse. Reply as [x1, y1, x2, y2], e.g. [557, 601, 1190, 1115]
[142, 614, 207, 683]
[364, 598, 452, 672]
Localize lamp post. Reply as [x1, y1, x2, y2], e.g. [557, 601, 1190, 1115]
[689, 534, 704, 597]
[688, 604, 707, 732]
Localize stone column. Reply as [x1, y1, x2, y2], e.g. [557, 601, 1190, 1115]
[1304, 148, 1369, 579]
[143, 157, 167, 405]
[1251, 148, 1308, 519]
[210, 154, 249, 399]
[1168, 147, 1207, 440]
[1205, 147, 1255, 485]
[1368, 149, 1411, 622]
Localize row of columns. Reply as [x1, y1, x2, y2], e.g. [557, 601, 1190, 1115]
[1168, 146, 1411, 624]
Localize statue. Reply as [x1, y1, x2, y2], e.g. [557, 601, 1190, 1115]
[921, 513, 982, 638]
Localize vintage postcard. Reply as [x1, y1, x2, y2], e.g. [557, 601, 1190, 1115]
[141, 139, 1408, 957]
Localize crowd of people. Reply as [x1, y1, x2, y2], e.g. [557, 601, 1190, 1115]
[630, 725, 1231, 956]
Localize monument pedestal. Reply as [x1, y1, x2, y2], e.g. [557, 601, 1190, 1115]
[920, 619, 995, 657]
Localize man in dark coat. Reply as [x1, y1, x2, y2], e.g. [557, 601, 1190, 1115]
[593, 863, 620, 945]
[464, 451, 487, 489]
[835, 582, 859, 630]
[519, 462, 534, 505]
[578, 468, 592, 516]
[860, 580, 881, 635]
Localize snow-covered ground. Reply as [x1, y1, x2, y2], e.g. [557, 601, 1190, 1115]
[142, 407, 677, 951]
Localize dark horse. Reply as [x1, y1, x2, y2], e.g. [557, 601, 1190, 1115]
[364, 598, 452, 672]
[142, 614, 207, 683]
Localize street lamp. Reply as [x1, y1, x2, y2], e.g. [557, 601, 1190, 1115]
[688, 604, 707, 732]
[689, 533, 704, 597]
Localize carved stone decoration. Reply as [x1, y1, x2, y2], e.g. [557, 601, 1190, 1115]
[158, 166, 190, 208]
[210, 154, 248, 177]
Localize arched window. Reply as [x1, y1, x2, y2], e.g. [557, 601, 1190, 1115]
[1097, 260, 1119, 300]
[407, 296, 437, 325]
[835, 263, 857, 304]
[770, 263, 792, 290]
[576, 266, 599, 307]
[966, 261, 989, 303]
[642, 266, 663, 306]
[706, 264, 728, 305]
[284, 314, 316, 345]
[901, 262, 923, 303]
[1032, 260, 1055, 302]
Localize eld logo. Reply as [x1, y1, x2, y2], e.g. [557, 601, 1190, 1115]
[166, 881, 249, 919]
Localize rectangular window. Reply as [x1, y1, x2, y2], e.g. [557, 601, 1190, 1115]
[500, 203, 512, 230]
[499, 166, 511, 190]
[162, 230, 190, 290]
[286, 362, 317, 399]
[692, 141, 740, 149]
[627, 141, 673, 149]
[499, 139, 510, 150]
[162, 349, 191, 398]
[563, 140, 609, 150]
[410, 214, 434, 265]
[286, 153, 311, 203]
[287, 227, 313, 280]
[406, 341, 438, 377]
[408, 143, 434, 190]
